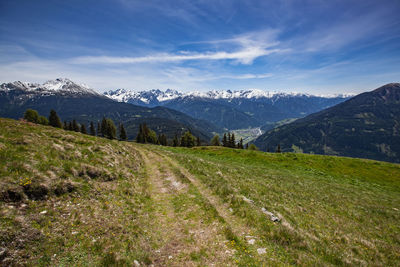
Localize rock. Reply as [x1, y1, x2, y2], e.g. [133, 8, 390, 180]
[257, 248, 266, 255]
[134, 260, 140, 266]
[0, 247, 7, 260]
[40, 210, 47, 214]
[168, 256, 173, 259]
[261, 207, 280, 222]
[242, 196, 254, 204]
[248, 239, 255, 245]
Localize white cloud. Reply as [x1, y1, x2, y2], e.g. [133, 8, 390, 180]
[70, 29, 285, 65]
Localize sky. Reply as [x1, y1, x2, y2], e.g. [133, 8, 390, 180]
[0, 0, 399, 94]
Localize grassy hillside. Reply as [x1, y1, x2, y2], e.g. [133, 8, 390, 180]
[1, 118, 399, 266]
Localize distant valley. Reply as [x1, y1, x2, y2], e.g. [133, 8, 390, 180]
[105, 88, 350, 131]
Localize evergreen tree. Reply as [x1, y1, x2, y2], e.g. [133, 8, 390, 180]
[38, 116, 49, 125]
[230, 133, 236, 148]
[276, 144, 281, 153]
[68, 121, 73, 131]
[103, 119, 117, 139]
[266, 147, 270, 152]
[180, 135, 186, 147]
[211, 134, 220, 146]
[24, 109, 39, 123]
[227, 133, 231, 147]
[159, 134, 167, 146]
[147, 129, 158, 144]
[245, 143, 249, 149]
[237, 138, 244, 149]
[90, 122, 96, 136]
[222, 133, 227, 147]
[119, 123, 127, 140]
[136, 124, 145, 143]
[136, 123, 157, 144]
[196, 136, 201, 146]
[63, 121, 68, 130]
[97, 122, 101, 136]
[72, 120, 80, 132]
[180, 131, 196, 147]
[80, 124, 87, 134]
[172, 134, 179, 147]
[48, 109, 62, 128]
[100, 117, 107, 137]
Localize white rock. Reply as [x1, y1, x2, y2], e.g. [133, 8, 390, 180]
[71, 231, 78, 235]
[248, 239, 255, 245]
[134, 260, 140, 266]
[40, 210, 47, 214]
[168, 256, 173, 259]
[257, 248, 267, 255]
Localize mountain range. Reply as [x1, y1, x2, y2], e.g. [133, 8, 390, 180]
[2, 78, 398, 162]
[105, 88, 351, 130]
[254, 83, 400, 163]
[0, 78, 220, 140]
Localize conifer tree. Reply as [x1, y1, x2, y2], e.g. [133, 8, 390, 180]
[102, 118, 116, 139]
[230, 133, 236, 148]
[227, 133, 231, 147]
[97, 122, 101, 136]
[222, 133, 227, 147]
[63, 121, 68, 130]
[136, 124, 145, 143]
[276, 144, 281, 153]
[90, 122, 96, 136]
[245, 143, 249, 149]
[24, 109, 39, 123]
[72, 120, 80, 132]
[211, 134, 220, 146]
[80, 124, 87, 134]
[180, 131, 196, 147]
[238, 138, 244, 149]
[48, 109, 62, 128]
[196, 136, 201, 146]
[159, 134, 167, 146]
[119, 123, 127, 140]
[100, 117, 107, 137]
[172, 134, 179, 147]
[68, 121, 73, 131]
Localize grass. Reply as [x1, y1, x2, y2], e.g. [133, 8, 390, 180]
[154, 145, 400, 266]
[0, 118, 151, 265]
[1, 118, 400, 266]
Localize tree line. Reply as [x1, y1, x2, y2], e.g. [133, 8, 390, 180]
[23, 108, 281, 152]
[23, 109, 127, 140]
[136, 123, 201, 148]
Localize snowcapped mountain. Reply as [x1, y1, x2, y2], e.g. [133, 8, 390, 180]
[104, 89, 182, 105]
[0, 78, 99, 96]
[104, 88, 353, 105]
[104, 88, 353, 130]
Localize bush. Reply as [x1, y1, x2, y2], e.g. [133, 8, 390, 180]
[24, 109, 39, 123]
[38, 116, 49, 125]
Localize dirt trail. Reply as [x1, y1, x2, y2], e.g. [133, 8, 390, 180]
[138, 148, 235, 266]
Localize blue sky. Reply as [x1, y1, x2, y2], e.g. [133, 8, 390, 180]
[0, 0, 399, 94]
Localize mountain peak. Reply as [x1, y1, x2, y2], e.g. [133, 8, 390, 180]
[1, 78, 98, 95]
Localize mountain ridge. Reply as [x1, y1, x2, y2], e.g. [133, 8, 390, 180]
[0, 79, 221, 141]
[254, 83, 400, 162]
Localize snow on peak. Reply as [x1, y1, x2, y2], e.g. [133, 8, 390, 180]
[104, 88, 342, 103]
[1, 78, 99, 95]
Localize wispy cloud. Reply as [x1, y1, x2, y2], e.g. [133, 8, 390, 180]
[71, 29, 285, 65]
